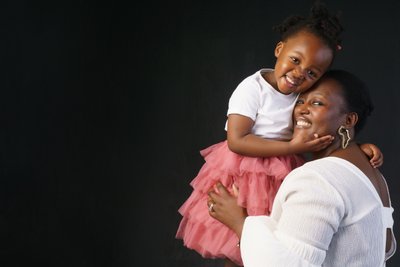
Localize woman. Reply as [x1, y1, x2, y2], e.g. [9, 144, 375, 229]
[208, 70, 396, 266]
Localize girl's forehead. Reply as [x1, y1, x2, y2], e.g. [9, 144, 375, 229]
[286, 31, 328, 49]
[283, 34, 333, 70]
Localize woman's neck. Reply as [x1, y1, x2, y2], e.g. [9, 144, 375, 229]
[311, 140, 356, 160]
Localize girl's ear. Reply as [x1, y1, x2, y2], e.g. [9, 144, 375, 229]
[274, 41, 284, 57]
[345, 112, 358, 129]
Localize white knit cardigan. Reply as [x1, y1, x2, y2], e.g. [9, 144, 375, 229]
[240, 157, 396, 267]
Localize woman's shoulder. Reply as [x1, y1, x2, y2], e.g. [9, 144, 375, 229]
[288, 157, 381, 203]
[285, 157, 360, 191]
[282, 158, 342, 190]
[300, 157, 354, 173]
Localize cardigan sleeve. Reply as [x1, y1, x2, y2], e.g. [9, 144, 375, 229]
[240, 169, 345, 267]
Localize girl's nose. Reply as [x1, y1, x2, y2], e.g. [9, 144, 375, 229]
[294, 66, 306, 80]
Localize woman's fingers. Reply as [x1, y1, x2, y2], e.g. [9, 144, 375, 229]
[232, 184, 239, 197]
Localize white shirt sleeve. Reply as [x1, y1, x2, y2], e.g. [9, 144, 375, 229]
[227, 78, 260, 121]
[240, 169, 345, 267]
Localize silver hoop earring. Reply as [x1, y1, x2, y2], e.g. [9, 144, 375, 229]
[337, 126, 351, 149]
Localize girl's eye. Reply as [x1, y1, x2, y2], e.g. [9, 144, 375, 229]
[295, 99, 304, 105]
[307, 70, 317, 79]
[290, 57, 299, 64]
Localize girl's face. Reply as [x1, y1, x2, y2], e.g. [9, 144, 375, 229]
[273, 31, 334, 95]
[292, 77, 347, 141]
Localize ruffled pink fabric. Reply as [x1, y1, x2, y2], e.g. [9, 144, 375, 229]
[176, 140, 305, 265]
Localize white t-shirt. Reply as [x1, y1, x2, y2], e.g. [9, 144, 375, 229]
[225, 69, 299, 141]
[240, 157, 396, 267]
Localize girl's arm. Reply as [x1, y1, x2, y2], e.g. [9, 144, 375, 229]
[227, 114, 333, 157]
[359, 143, 383, 168]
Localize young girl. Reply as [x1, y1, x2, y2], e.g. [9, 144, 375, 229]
[176, 2, 381, 267]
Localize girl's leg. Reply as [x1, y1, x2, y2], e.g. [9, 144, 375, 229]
[224, 258, 241, 267]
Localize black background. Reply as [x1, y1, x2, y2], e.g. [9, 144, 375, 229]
[2, 0, 400, 266]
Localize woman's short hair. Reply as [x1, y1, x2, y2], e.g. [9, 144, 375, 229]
[323, 69, 374, 135]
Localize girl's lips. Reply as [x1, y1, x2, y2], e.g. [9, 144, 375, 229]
[286, 75, 299, 86]
[283, 75, 304, 93]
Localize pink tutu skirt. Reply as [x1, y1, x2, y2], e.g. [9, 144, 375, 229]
[176, 140, 305, 265]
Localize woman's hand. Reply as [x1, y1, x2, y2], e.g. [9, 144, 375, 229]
[208, 182, 247, 237]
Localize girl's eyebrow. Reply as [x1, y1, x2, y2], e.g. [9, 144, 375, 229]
[290, 51, 324, 74]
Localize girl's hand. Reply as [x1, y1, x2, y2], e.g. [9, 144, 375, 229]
[359, 143, 383, 168]
[290, 131, 334, 154]
[208, 182, 247, 237]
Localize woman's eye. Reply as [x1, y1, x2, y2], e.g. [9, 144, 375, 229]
[312, 101, 323, 106]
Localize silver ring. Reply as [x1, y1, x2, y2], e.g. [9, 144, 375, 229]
[208, 203, 215, 212]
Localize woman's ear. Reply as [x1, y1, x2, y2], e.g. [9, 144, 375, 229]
[345, 112, 358, 128]
[274, 41, 284, 57]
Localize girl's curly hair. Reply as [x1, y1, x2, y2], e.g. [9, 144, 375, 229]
[273, 1, 344, 54]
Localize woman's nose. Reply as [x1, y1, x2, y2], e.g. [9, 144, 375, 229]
[296, 104, 310, 114]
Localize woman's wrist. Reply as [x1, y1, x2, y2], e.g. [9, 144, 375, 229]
[232, 216, 246, 238]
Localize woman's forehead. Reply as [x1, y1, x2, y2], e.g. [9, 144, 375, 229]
[303, 77, 343, 97]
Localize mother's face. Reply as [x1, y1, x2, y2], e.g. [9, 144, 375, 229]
[292, 77, 348, 139]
